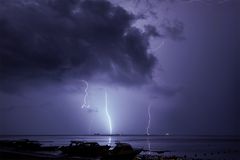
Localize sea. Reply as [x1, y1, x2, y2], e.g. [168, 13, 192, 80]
[0, 135, 240, 160]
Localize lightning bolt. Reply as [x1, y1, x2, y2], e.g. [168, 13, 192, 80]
[80, 81, 112, 137]
[105, 89, 112, 135]
[81, 80, 90, 108]
[80, 80, 92, 135]
[146, 103, 152, 136]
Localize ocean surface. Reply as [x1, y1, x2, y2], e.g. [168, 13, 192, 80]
[0, 135, 240, 160]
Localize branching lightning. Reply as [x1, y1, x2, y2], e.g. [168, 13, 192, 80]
[146, 103, 152, 136]
[105, 89, 112, 135]
[81, 80, 90, 108]
[80, 80, 112, 138]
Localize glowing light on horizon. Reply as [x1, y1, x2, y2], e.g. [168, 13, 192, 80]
[105, 89, 112, 135]
[146, 103, 152, 135]
[81, 80, 90, 108]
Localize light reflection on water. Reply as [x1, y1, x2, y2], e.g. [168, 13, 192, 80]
[108, 136, 111, 145]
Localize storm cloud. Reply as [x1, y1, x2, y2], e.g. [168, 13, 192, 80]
[0, 0, 157, 91]
[160, 19, 185, 41]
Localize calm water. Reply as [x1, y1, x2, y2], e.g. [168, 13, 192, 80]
[1, 135, 240, 160]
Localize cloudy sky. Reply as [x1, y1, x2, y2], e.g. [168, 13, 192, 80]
[0, 0, 239, 135]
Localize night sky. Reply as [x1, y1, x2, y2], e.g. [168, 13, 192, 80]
[0, 0, 239, 135]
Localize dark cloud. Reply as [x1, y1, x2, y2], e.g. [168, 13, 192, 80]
[133, 0, 232, 5]
[144, 25, 160, 37]
[160, 19, 185, 41]
[0, 105, 15, 112]
[0, 0, 157, 91]
[148, 84, 182, 98]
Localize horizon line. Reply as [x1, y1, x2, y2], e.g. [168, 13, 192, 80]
[0, 134, 239, 137]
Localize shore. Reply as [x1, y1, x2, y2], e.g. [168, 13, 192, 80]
[1, 136, 239, 160]
[2, 149, 239, 160]
[0, 147, 188, 160]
